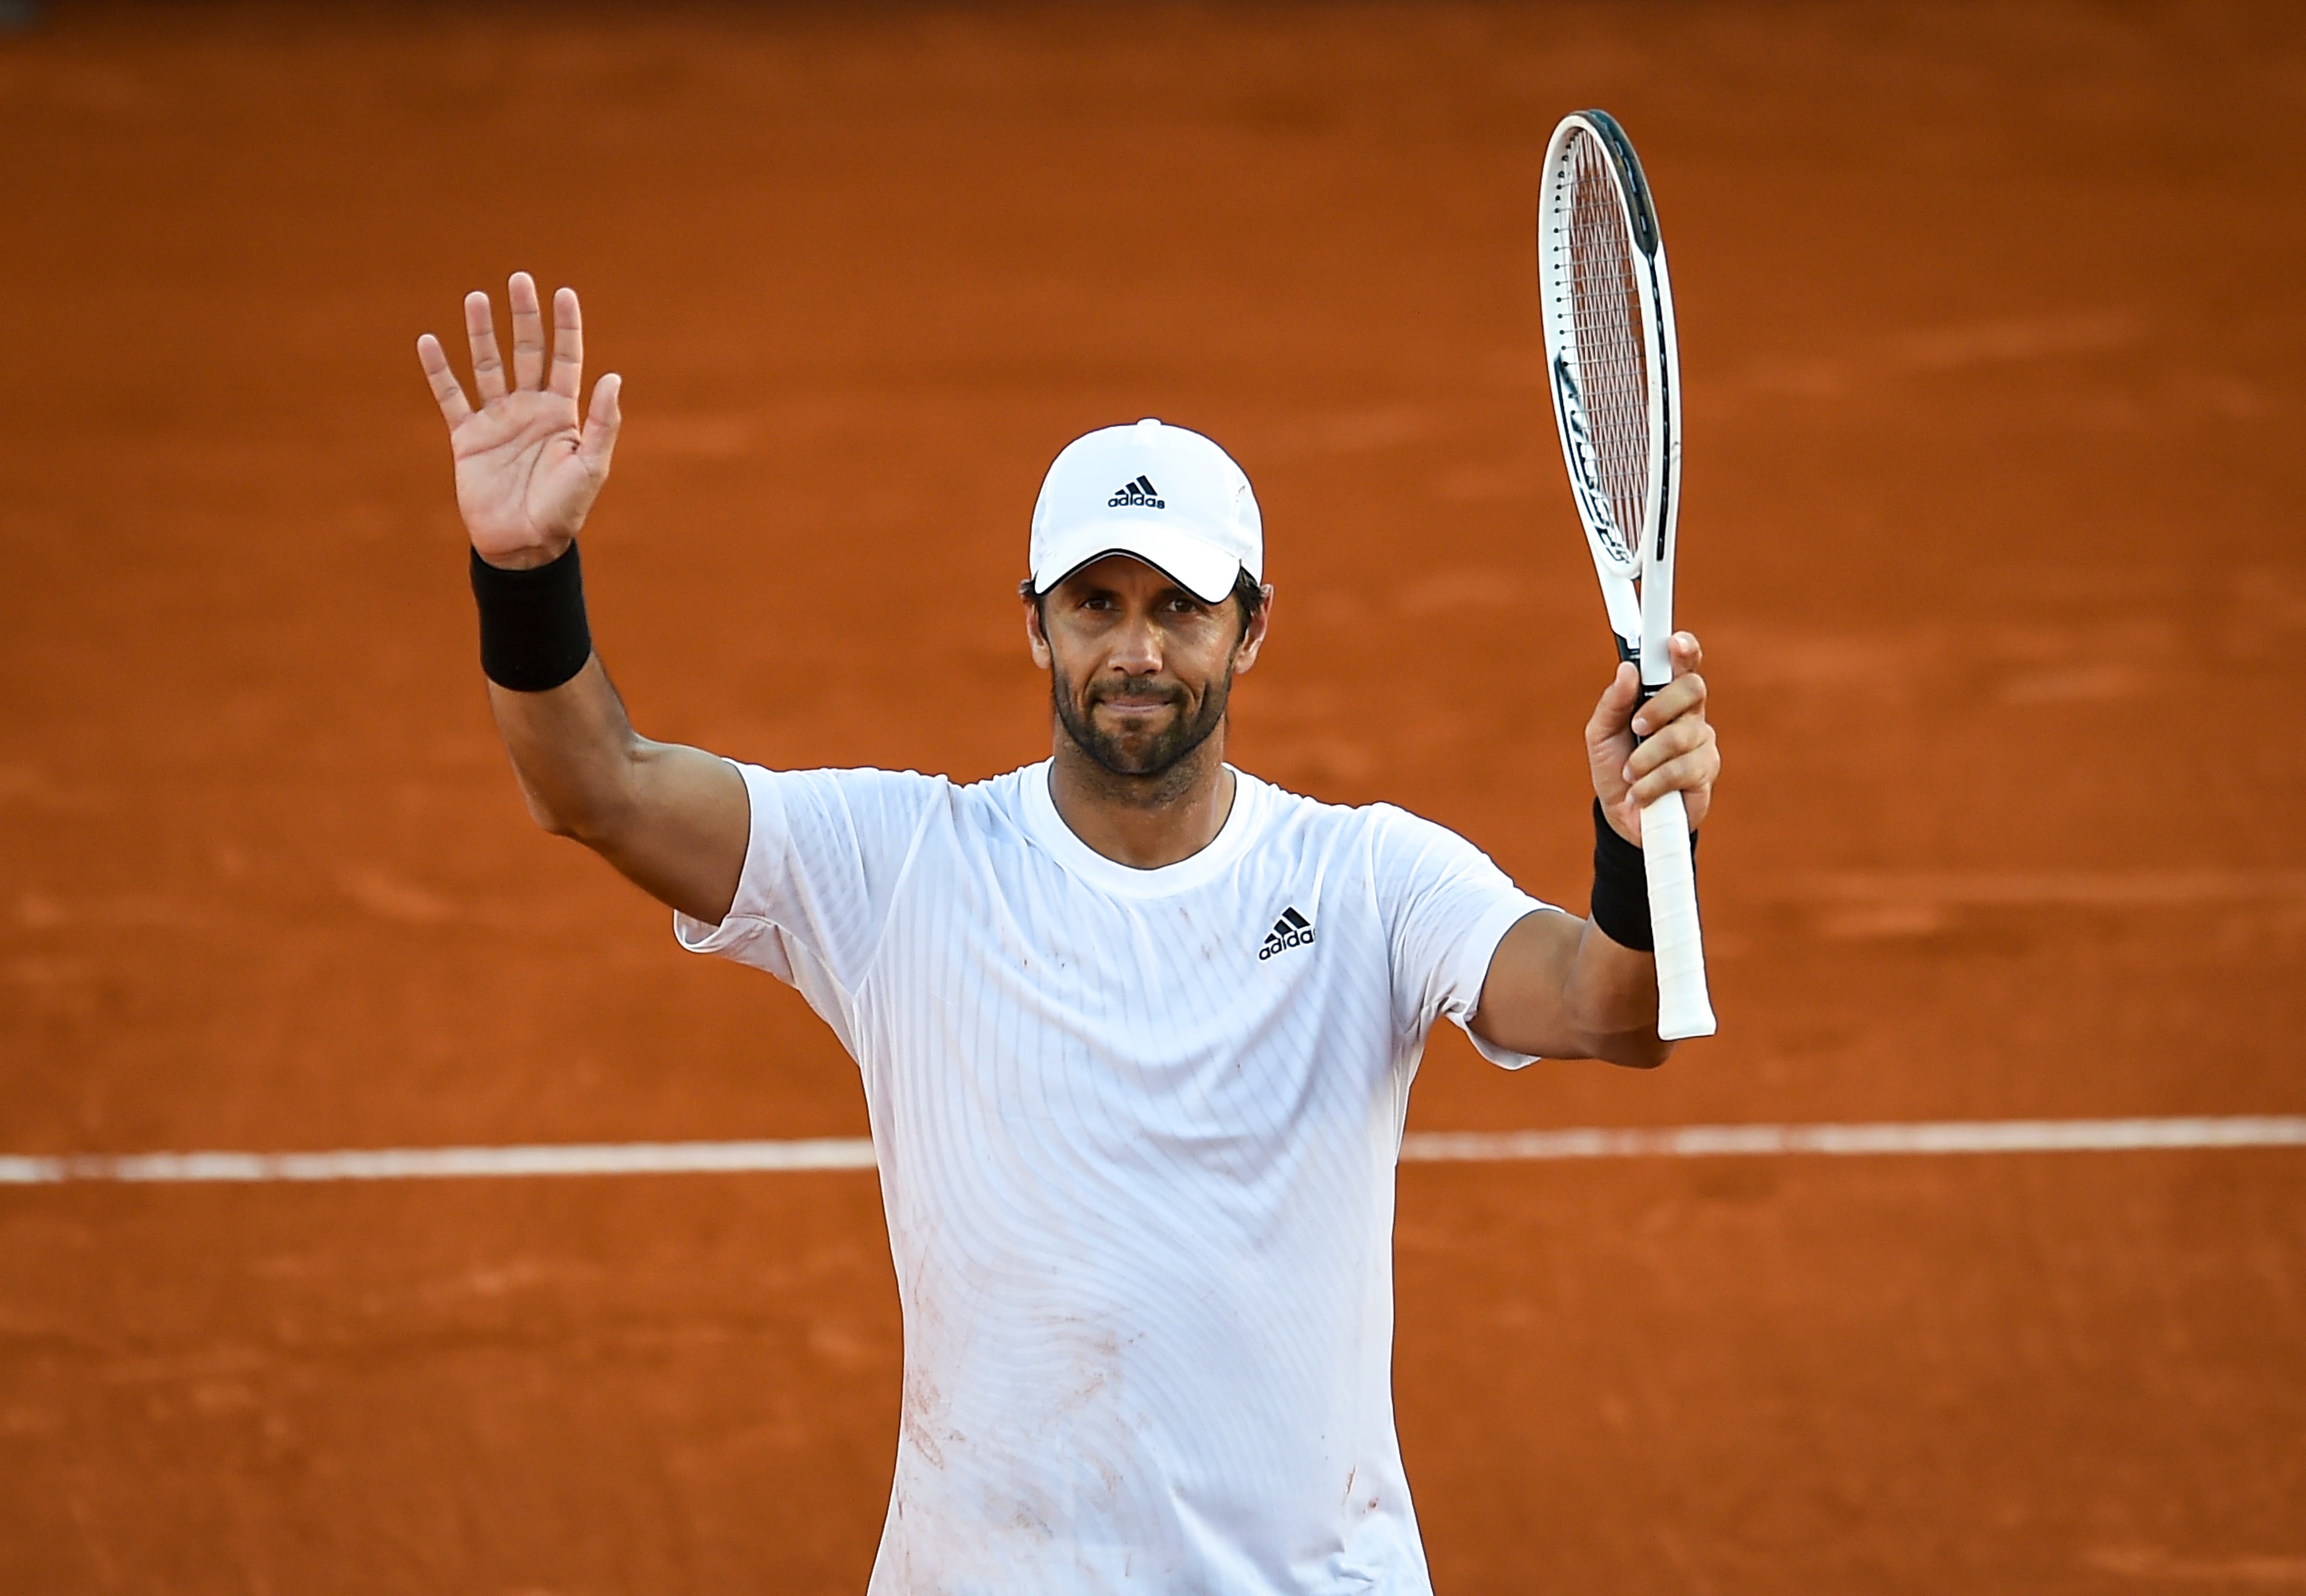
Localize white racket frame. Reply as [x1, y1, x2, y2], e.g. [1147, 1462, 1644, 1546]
[1537, 109, 1716, 1041]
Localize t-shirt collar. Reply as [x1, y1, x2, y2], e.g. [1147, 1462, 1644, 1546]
[1021, 759, 1263, 898]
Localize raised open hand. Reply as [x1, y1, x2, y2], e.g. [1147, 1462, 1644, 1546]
[416, 273, 621, 569]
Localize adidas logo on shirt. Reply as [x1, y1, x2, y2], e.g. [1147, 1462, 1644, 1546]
[1107, 475, 1166, 509]
[1258, 907, 1316, 961]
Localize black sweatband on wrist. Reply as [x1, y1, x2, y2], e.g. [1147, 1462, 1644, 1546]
[1589, 797, 1698, 952]
[472, 542, 593, 692]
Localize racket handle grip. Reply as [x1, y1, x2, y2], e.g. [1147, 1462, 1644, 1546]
[1638, 790, 1717, 1040]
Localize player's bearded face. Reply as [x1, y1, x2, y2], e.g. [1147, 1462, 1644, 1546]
[1035, 556, 1254, 780]
[1052, 657, 1235, 778]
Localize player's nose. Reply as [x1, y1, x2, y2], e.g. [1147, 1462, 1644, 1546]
[1106, 614, 1163, 677]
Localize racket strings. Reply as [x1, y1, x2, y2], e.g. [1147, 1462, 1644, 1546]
[1564, 131, 1651, 558]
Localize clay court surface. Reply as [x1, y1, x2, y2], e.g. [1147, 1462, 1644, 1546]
[4, 2, 2304, 1590]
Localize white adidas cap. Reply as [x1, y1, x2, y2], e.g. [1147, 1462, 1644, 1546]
[1029, 418, 1262, 604]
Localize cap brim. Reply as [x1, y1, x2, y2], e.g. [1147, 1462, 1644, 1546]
[1032, 519, 1241, 604]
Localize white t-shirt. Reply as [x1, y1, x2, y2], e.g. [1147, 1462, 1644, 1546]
[675, 761, 1552, 1595]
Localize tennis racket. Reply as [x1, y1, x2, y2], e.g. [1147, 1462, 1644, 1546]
[1537, 109, 1716, 1040]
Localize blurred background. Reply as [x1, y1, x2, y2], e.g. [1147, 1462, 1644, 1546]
[1, 2, 2301, 1591]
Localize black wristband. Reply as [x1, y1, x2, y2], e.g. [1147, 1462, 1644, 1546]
[472, 542, 593, 692]
[1589, 798, 1698, 952]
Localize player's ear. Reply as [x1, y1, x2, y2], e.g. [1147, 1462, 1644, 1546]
[1022, 585, 1053, 670]
[1234, 583, 1274, 673]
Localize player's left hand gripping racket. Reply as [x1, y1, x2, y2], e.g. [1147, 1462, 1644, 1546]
[1537, 109, 1717, 1040]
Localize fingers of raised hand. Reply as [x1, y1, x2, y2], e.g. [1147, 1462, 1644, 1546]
[549, 286, 585, 400]
[1668, 630, 1705, 677]
[464, 290, 507, 402]
[509, 272, 547, 391]
[1623, 733, 1716, 811]
[1629, 751, 1718, 810]
[414, 333, 472, 426]
[1624, 722, 1719, 806]
[1632, 671, 1705, 737]
[576, 371, 621, 475]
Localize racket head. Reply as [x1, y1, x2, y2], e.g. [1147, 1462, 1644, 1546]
[1537, 110, 1679, 672]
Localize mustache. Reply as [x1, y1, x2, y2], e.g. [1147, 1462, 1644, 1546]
[1086, 677, 1188, 708]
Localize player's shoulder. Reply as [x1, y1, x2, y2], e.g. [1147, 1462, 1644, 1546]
[751, 762, 950, 806]
[940, 762, 1049, 839]
[1242, 775, 1534, 924]
[1234, 769, 1478, 859]
[734, 762, 953, 841]
[790, 761, 1054, 852]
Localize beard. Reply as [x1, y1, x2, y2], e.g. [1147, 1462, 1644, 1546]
[1053, 664, 1234, 780]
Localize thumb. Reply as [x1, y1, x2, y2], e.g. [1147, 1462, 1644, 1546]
[1587, 660, 1638, 743]
[578, 372, 623, 477]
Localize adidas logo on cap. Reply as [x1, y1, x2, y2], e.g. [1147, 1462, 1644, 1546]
[1107, 475, 1166, 510]
[1257, 907, 1316, 961]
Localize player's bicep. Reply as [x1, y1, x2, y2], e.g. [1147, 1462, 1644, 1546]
[1466, 908, 1587, 1060]
[590, 738, 751, 925]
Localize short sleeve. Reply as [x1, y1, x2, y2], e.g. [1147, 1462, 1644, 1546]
[1367, 803, 1559, 1070]
[673, 763, 944, 1045]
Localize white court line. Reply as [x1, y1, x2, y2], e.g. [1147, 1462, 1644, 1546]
[0, 1137, 878, 1185]
[1399, 1116, 2306, 1161]
[0, 1118, 2300, 1186]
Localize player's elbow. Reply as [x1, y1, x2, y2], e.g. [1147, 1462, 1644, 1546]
[531, 802, 584, 841]
[510, 752, 644, 848]
[543, 791, 638, 851]
[515, 783, 573, 837]
[1596, 1030, 1675, 1070]
[519, 784, 638, 854]
[512, 776, 598, 842]
[507, 768, 571, 837]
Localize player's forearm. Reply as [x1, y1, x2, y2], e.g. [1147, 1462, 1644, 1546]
[1557, 921, 1673, 1067]
[1469, 908, 1669, 1066]
[464, 539, 750, 922]
[485, 657, 647, 843]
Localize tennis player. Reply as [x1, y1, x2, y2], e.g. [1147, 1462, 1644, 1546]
[418, 275, 1720, 1594]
